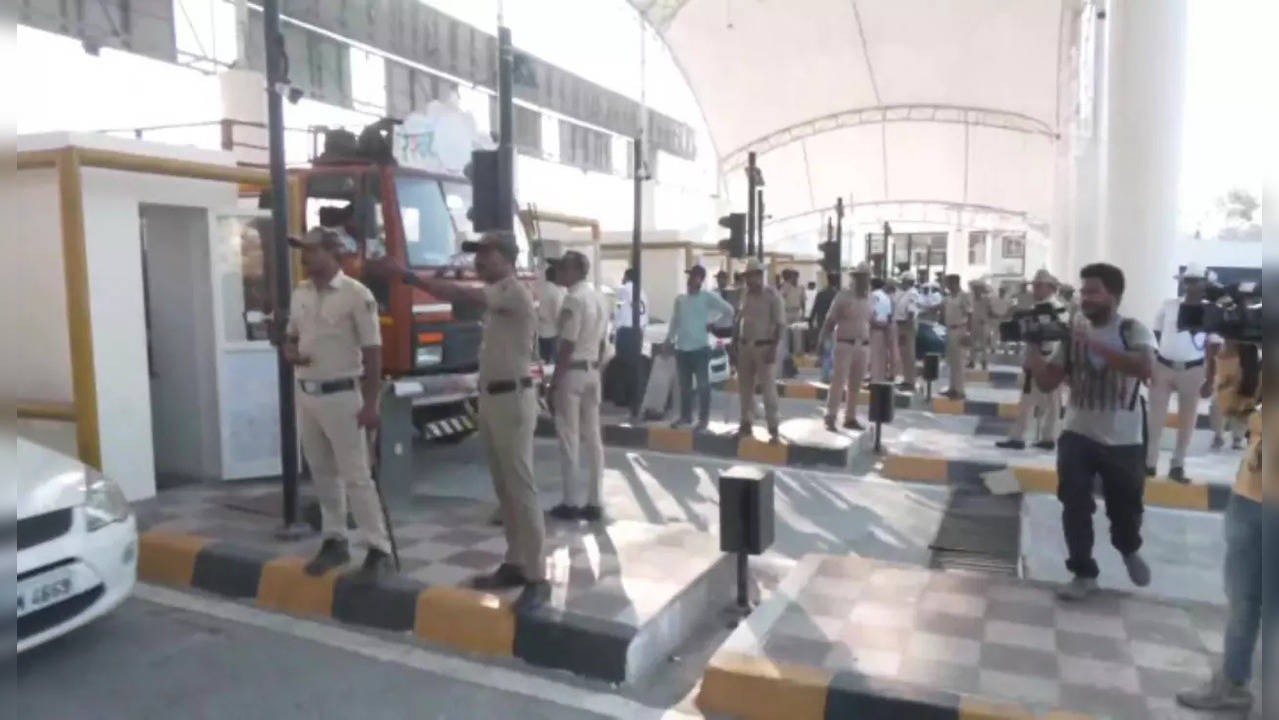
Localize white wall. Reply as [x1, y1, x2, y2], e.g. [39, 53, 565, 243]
[15, 168, 72, 405]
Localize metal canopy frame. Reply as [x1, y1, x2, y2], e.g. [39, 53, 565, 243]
[720, 103, 1057, 171]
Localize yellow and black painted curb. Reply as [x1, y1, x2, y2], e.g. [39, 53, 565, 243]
[698, 650, 1097, 720]
[535, 416, 851, 468]
[137, 531, 637, 682]
[720, 378, 1210, 430]
[878, 454, 1230, 512]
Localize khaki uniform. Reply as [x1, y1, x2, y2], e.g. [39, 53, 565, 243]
[869, 290, 895, 382]
[735, 286, 785, 430]
[553, 281, 609, 508]
[1009, 328, 1063, 444]
[941, 292, 972, 394]
[781, 283, 806, 355]
[820, 290, 872, 423]
[894, 288, 920, 384]
[478, 276, 545, 581]
[970, 293, 993, 368]
[288, 271, 390, 552]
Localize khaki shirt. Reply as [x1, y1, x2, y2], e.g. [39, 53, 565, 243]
[820, 289, 872, 342]
[479, 275, 537, 384]
[971, 294, 993, 324]
[287, 271, 381, 381]
[557, 281, 609, 363]
[942, 292, 972, 328]
[736, 286, 785, 343]
[781, 284, 805, 324]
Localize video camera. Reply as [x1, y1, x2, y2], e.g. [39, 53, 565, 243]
[1177, 282, 1262, 344]
[999, 302, 1069, 344]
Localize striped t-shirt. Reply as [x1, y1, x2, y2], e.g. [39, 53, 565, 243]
[1049, 315, 1155, 446]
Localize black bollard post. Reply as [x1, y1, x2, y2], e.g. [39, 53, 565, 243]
[922, 353, 941, 402]
[868, 381, 895, 453]
[718, 466, 775, 621]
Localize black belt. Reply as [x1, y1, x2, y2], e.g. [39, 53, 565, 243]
[1157, 355, 1204, 370]
[837, 338, 870, 346]
[484, 377, 534, 395]
[298, 378, 356, 395]
[567, 360, 599, 371]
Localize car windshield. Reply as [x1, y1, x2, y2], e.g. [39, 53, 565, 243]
[395, 175, 462, 268]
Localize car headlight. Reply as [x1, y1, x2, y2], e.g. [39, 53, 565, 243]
[84, 468, 131, 532]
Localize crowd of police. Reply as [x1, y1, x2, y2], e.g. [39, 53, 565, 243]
[278, 226, 1266, 712]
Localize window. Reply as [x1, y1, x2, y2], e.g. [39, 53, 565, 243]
[395, 175, 459, 268]
[968, 232, 988, 265]
[215, 216, 274, 343]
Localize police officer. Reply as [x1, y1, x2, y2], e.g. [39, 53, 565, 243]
[940, 274, 972, 399]
[818, 264, 873, 431]
[547, 251, 609, 523]
[385, 232, 548, 610]
[997, 269, 1063, 450]
[893, 274, 920, 391]
[869, 277, 895, 382]
[286, 227, 393, 583]
[733, 258, 784, 442]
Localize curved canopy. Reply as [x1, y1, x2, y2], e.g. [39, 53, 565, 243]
[632, 0, 1066, 246]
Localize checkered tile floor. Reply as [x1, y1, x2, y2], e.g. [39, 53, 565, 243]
[726, 555, 1231, 720]
[137, 484, 726, 629]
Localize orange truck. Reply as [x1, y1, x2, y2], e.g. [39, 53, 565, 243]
[276, 114, 538, 441]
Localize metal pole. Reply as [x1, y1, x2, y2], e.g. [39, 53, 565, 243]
[756, 188, 765, 260]
[834, 198, 844, 272]
[745, 152, 757, 258]
[630, 136, 644, 421]
[264, 0, 301, 535]
[735, 550, 749, 609]
[496, 26, 514, 231]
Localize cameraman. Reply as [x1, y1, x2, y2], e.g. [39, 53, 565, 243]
[1176, 342, 1266, 713]
[997, 269, 1064, 451]
[1146, 263, 1217, 482]
[1025, 263, 1155, 601]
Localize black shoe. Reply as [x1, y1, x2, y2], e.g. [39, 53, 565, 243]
[471, 563, 529, 590]
[1034, 440, 1056, 451]
[670, 418, 690, 429]
[1169, 466, 1188, 483]
[304, 537, 350, 577]
[694, 420, 709, 433]
[549, 504, 583, 522]
[1146, 466, 1157, 478]
[351, 548, 393, 585]
[843, 419, 864, 431]
[981, 362, 988, 371]
[824, 417, 837, 432]
[514, 580, 551, 612]
[736, 423, 753, 438]
[995, 439, 1026, 450]
[579, 505, 604, 523]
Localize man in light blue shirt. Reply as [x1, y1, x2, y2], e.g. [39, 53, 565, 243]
[667, 265, 735, 429]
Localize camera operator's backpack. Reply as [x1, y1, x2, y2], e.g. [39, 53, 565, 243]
[1062, 317, 1142, 411]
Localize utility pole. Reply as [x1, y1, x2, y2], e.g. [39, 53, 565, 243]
[630, 137, 644, 420]
[834, 197, 844, 272]
[756, 187, 765, 260]
[496, 25, 515, 231]
[745, 151, 757, 258]
[263, 0, 303, 537]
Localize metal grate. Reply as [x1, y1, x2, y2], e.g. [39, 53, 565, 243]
[18, 508, 73, 551]
[18, 584, 105, 641]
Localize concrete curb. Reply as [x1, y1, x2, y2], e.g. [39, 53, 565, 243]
[878, 454, 1230, 512]
[138, 531, 641, 683]
[534, 416, 853, 469]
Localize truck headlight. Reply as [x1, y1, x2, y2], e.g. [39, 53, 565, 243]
[415, 345, 443, 367]
[84, 469, 131, 532]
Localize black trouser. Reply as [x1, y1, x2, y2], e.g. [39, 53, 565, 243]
[1056, 431, 1146, 579]
[611, 327, 642, 406]
[538, 337, 557, 364]
[675, 347, 711, 424]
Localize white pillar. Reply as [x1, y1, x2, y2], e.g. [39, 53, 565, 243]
[1069, 1, 1109, 284]
[1101, 0, 1188, 325]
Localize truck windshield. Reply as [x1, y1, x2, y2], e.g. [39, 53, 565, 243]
[396, 175, 461, 268]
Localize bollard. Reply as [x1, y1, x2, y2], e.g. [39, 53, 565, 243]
[867, 382, 895, 453]
[922, 353, 941, 402]
[718, 466, 775, 615]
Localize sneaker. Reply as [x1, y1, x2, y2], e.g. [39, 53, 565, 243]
[471, 563, 529, 590]
[548, 504, 583, 522]
[1123, 552, 1151, 587]
[1034, 440, 1056, 451]
[1056, 576, 1099, 602]
[514, 580, 551, 612]
[579, 505, 604, 523]
[1176, 672, 1254, 711]
[995, 439, 1026, 450]
[767, 426, 780, 445]
[1168, 466, 1188, 483]
[350, 548, 393, 585]
[1232, 437, 1244, 451]
[1210, 436, 1225, 451]
[304, 537, 350, 577]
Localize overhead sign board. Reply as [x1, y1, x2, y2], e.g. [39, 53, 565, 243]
[392, 101, 492, 175]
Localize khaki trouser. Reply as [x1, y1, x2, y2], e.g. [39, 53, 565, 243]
[1209, 396, 1246, 444]
[827, 340, 869, 422]
[554, 367, 604, 507]
[478, 387, 546, 580]
[945, 328, 968, 394]
[1009, 372, 1061, 443]
[869, 327, 894, 382]
[737, 341, 779, 429]
[1146, 360, 1206, 469]
[970, 321, 990, 367]
[297, 387, 390, 552]
[896, 321, 917, 383]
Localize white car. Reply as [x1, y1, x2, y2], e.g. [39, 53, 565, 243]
[641, 320, 732, 385]
[17, 437, 137, 652]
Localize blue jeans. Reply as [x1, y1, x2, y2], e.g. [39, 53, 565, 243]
[1222, 493, 1276, 684]
[675, 347, 711, 424]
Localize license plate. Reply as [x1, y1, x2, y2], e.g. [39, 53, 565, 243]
[17, 568, 77, 618]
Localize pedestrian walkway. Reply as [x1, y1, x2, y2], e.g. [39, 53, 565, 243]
[699, 554, 1232, 720]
